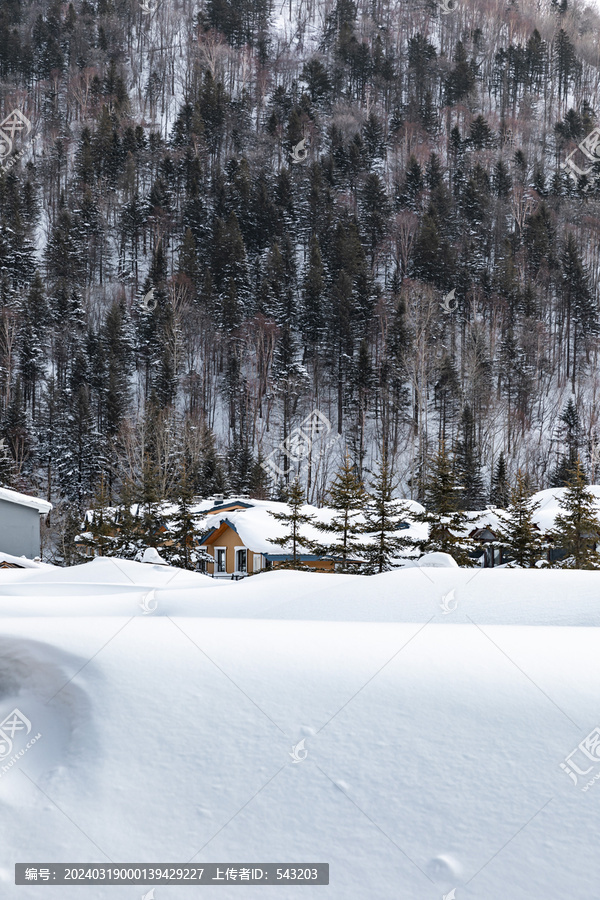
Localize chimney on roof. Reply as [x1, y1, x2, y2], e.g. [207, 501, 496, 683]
[212, 493, 225, 503]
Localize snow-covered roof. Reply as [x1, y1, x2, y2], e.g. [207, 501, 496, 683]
[201, 499, 329, 554]
[531, 486, 600, 532]
[432, 486, 600, 541]
[455, 487, 600, 537]
[200, 496, 429, 557]
[0, 551, 53, 568]
[0, 486, 52, 514]
[84, 496, 228, 525]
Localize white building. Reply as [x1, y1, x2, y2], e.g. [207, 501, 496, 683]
[0, 487, 52, 560]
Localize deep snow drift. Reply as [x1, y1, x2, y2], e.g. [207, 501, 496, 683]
[0, 559, 599, 899]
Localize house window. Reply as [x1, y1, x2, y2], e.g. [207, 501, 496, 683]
[253, 553, 263, 573]
[235, 548, 247, 574]
[215, 547, 226, 573]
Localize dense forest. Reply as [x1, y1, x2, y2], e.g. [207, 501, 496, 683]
[1, 0, 600, 558]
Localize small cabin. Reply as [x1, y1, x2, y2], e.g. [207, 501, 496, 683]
[198, 518, 338, 577]
[468, 526, 506, 567]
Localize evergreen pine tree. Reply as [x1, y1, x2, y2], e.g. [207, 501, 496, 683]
[497, 470, 544, 567]
[111, 479, 142, 559]
[190, 424, 225, 497]
[420, 92, 438, 132]
[301, 234, 324, 348]
[550, 459, 600, 568]
[455, 404, 486, 510]
[17, 272, 48, 415]
[492, 160, 512, 198]
[551, 398, 583, 486]
[102, 300, 132, 439]
[227, 434, 253, 494]
[267, 478, 317, 568]
[490, 451, 510, 508]
[315, 453, 367, 572]
[78, 473, 115, 557]
[138, 453, 166, 552]
[469, 115, 493, 149]
[55, 373, 102, 509]
[561, 236, 597, 391]
[397, 156, 423, 210]
[248, 452, 271, 499]
[166, 469, 203, 569]
[362, 450, 412, 573]
[417, 441, 473, 565]
[178, 227, 199, 291]
[361, 173, 389, 263]
[445, 41, 477, 104]
[412, 213, 453, 285]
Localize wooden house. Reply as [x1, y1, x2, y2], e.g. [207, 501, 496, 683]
[198, 517, 339, 577]
[197, 497, 371, 577]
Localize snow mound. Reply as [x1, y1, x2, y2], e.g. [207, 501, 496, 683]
[0, 556, 215, 594]
[140, 547, 168, 565]
[417, 552, 460, 568]
[427, 853, 464, 883]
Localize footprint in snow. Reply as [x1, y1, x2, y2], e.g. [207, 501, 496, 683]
[427, 854, 463, 883]
[0, 636, 92, 807]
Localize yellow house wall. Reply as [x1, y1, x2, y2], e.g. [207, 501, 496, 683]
[298, 559, 335, 571]
[205, 524, 258, 575]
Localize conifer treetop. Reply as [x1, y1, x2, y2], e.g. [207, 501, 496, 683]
[550, 458, 600, 569]
[267, 478, 318, 567]
[313, 453, 367, 571]
[496, 469, 545, 568]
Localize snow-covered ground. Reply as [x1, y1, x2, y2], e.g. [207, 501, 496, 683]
[1, 559, 599, 898]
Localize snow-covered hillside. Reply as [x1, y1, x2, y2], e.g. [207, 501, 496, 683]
[0, 561, 598, 898]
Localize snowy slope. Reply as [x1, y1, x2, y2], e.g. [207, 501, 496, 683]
[0, 563, 599, 899]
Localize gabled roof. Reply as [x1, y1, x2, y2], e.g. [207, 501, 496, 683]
[198, 502, 331, 554]
[199, 519, 241, 545]
[0, 486, 52, 514]
[469, 526, 500, 541]
[199, 519, 365, 563]
[203, 500, 255, 515]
